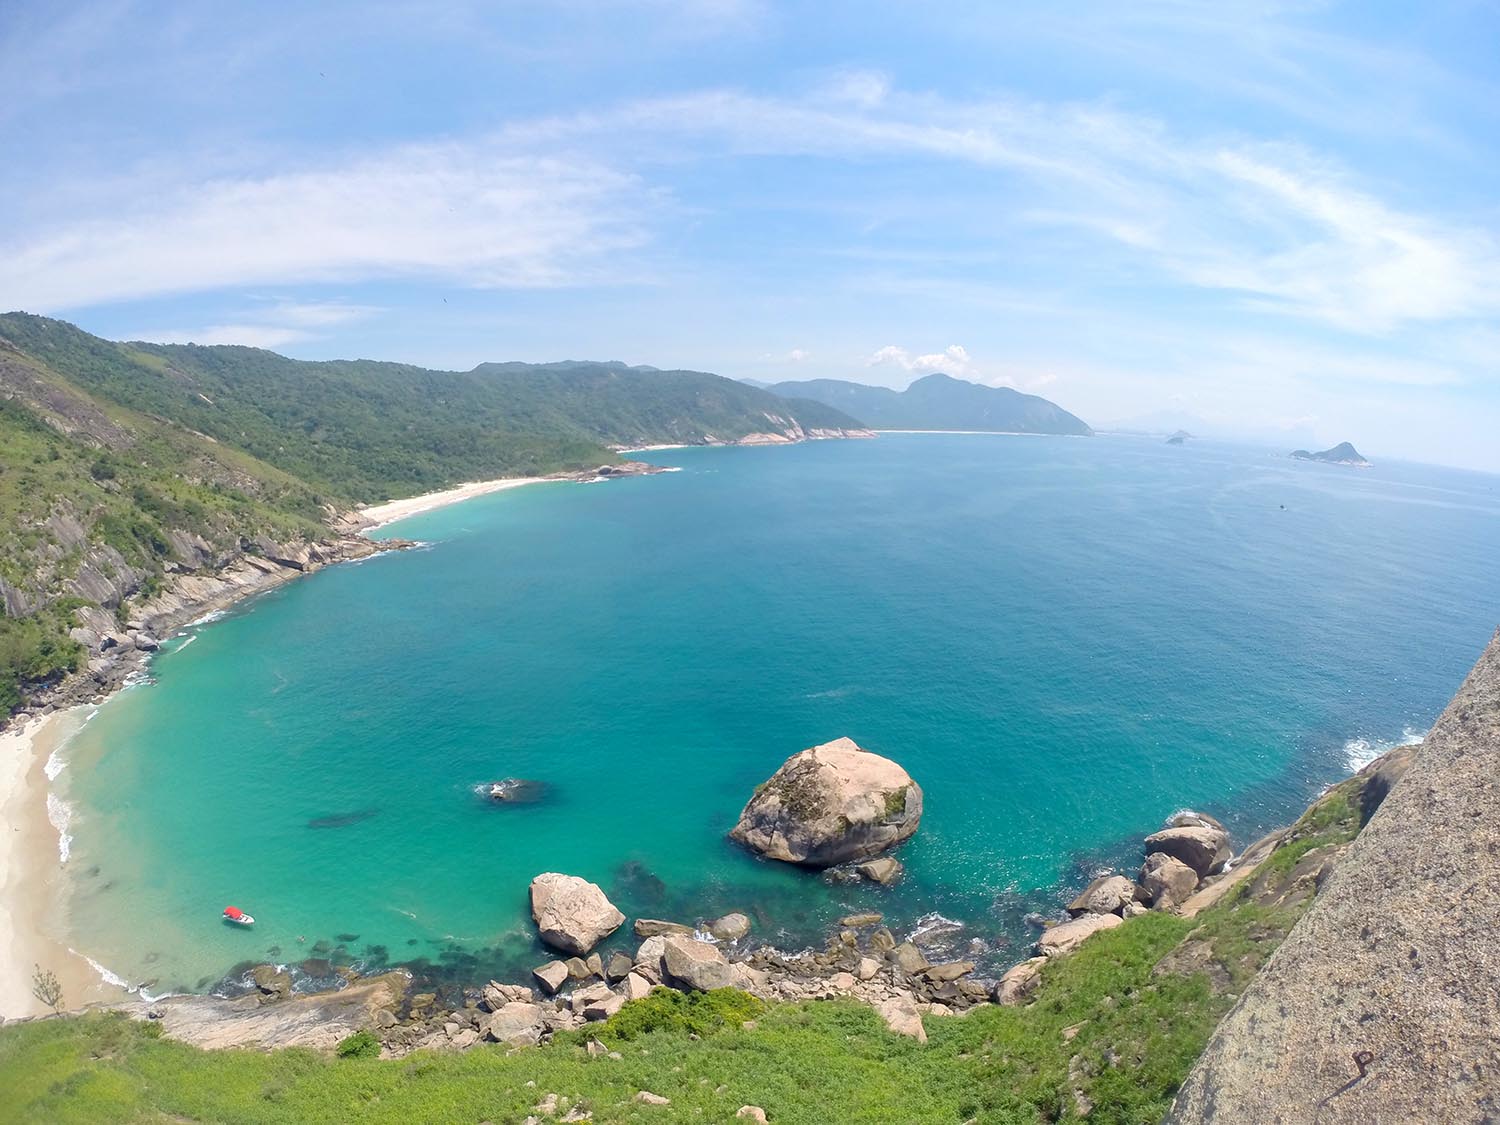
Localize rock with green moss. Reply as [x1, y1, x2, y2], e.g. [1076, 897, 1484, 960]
[728, 737, 923, 867]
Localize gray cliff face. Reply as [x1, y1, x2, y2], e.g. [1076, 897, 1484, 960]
[1168, 631, 1500, 1124]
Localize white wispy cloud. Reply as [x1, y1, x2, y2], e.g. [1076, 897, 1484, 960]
[0, 146, 655, 311]
[869, 343, 980, 379]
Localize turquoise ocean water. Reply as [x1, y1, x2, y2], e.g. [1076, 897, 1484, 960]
[52, 434, 1500, 996]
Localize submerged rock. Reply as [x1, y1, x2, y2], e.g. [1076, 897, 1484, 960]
[729, 737, 923, 867]
[529, 873, 625, 956]
[481, 778, 548, 804]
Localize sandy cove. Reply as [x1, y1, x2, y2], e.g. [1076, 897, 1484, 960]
[0, 710, 126, 1020]
[0, 465, 664, 1019]
[357, 477, 553, 530]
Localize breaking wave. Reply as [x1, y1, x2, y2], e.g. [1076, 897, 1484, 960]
[1343, 727, 1426, 773]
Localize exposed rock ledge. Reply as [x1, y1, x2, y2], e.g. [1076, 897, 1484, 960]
[1168, 631, 1500, 1124]
[8, 533, 409, 721]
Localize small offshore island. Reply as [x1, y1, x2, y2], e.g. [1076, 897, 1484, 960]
[1291, 441, 1371, 467]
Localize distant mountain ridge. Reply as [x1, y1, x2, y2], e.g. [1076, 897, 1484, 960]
[766, 373, 1093, 436]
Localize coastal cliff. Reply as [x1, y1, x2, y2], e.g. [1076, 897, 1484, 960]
[1168, 631, 1500, 1123]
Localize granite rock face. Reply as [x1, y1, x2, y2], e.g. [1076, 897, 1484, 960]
[528, 873, 625, 956]
[729, 737, 922, 867]
[1169, 632, 1500, 1123]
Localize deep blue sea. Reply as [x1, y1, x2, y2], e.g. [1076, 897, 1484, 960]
[52, 434, 1500, 996]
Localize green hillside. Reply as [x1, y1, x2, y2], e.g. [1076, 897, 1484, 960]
[0, 314, 865, 716]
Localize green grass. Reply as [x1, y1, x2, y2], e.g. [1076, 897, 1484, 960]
[0, 914, 1217, 1125]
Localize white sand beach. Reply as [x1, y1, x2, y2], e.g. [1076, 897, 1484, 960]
[358, 477, 551, 529]
[0, 709, 124, 1019]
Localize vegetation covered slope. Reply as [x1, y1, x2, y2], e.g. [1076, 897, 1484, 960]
[0, 774, 1371, 1124]
[768, 373, 1094, 436]
[0, 313, 864, 715]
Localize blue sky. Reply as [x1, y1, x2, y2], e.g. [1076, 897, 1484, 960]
[2, 1, 1498, 468]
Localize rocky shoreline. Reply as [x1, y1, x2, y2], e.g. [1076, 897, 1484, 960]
[1, 461, 676, 731]
[47, 741, 1416, 1064]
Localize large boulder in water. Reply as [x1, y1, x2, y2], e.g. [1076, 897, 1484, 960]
[528, 873, 625, 956]
[729, 737, 922, 867]
[1143, 824, 1232, 878]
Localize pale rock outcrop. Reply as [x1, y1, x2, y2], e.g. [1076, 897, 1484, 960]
[875, 994, 928, 1042]
[856, 856, 903, 884]
[1142, 825, 1231, 878]
[729, 737, 922, 867]
[661, 934, 735, 991]
[1066, 874, 1140, 916]
[710, 912, 752, 941]
[1038, 912, 1122, 957]
[528, 873, 625, 955]
[484, 1001, 545, 1046]
[1140, 852, 1200, 910]
[634, 918, 694, 938]
[993, 957, 1046, 1005]
[737, 1107, 769, 1122]
[532, 961, 569, 994]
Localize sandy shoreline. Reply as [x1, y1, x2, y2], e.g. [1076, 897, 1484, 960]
[358, 477, 553, 529]
[0, 709, 125, 1019]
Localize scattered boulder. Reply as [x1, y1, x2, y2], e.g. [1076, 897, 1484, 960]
[737, 1108, 769, 1122]
[529, 873, 625, 955]
[635, 1091, 671, 1106]
[1166, 809, 1225, 832]
[855, 956, 881, 981]
[634, 918, 694, 938]
[483, 980, 534, 1010]
[1066, 874, 1141, 917]
[1038, 912, 1122, 957]
[1140, 852, 1202, 910]
[1143, 825, 1232, 878]
[890, 942, 928, 974]
[840, 912, 883, 928]
[604, 951, 634, 982]
[565, 957, 593, 980]
[728, 737, 923, 867]
[920, 961, 975, 983]
[710, 912, 752, 942]
[993, 957, 1046, 1005]
[856, 856, 903, 884]
[483, 1001, 544, 1046]
[623, 972, 654, 1001]
[532, 961, 570, 995]
[875, 995, 928, 1042]
[633, 935, 669, 972]
[661, 935, 735, 991]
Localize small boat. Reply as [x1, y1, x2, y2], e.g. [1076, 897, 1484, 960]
[223, 905, 255, 926]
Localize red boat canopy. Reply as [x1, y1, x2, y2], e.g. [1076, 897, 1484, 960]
[223, 906, 243, 919]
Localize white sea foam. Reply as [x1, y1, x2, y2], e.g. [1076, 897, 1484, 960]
[173, 634, 198, 653]
[906, 912, 964, 944]
[188, 609, 227, 627]
[46, 793, 73, 863]
[69, 949, 177, 1002]
[44, 746, 68, 781]
[1343, 727, 1426, 773]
